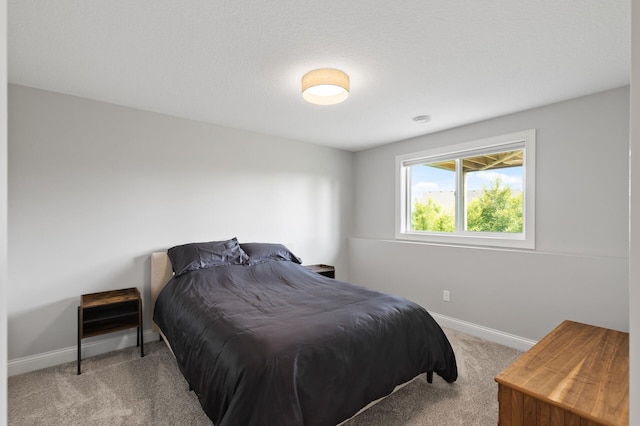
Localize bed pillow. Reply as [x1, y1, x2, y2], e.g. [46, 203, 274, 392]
[168, 238, 249, 277]
[240, 243, 302, 265]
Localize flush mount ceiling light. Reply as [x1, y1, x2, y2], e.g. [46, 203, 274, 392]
[302, 68, 350, 106]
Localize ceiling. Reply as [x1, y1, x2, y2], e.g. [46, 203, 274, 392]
[8, 1, 630, 152]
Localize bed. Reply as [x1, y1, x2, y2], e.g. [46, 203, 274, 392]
[151, 239, 457, 426]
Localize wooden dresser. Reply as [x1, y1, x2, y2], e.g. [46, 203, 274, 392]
[495, 320, 628, 426]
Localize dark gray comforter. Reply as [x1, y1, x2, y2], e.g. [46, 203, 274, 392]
[153, 260, 457, 426]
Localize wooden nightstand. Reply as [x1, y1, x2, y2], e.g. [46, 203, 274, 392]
[304, 264, 335, 279]
[77, 287, 144, 374]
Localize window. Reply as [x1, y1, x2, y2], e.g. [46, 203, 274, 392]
[396, 129, 535, 249]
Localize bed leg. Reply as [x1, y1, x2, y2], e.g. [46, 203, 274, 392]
[427, 371, 433, 383]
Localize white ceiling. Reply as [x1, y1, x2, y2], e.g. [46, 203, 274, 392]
[8, 1, 630, 152]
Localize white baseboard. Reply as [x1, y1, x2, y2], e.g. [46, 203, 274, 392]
[430, 312, 537, 352]
[8, 329, 159, 377]
[8, 315, 535, 377]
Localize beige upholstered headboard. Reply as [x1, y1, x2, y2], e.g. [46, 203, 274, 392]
[151, 251, 173, 332]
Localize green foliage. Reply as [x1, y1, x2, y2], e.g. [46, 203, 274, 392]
[466, 178, 522, 233]
[411, 177, 522, 233]
[411, 197, 455, 232]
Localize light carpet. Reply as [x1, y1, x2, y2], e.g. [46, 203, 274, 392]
[8, 328, 522, 425]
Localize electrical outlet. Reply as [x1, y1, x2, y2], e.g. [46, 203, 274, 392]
[443, 290, 451, 302]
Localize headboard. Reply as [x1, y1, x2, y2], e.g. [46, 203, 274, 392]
[151, 251, 173, 332]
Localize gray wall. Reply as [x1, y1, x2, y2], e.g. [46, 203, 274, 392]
[350, 87, 630, 342]
[7, 84, 354, 360]
[1, 1, 8, 419]
[630, 1, 639, 422]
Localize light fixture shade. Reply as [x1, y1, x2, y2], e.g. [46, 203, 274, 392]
[302, 68, 350, 105]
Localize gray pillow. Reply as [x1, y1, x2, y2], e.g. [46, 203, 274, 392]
[240, 243, 302, 265]
[168, 238, 249, 277]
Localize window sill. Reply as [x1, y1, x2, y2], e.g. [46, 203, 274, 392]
[395, 231, 535, 250]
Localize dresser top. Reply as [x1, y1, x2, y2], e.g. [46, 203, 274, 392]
[495, 320, 628, 426]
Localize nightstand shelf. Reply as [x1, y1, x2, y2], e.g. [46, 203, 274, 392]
[77, 287, 143, 374]
[304, 264, 335, 279]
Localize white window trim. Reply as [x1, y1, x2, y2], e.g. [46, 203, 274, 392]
[395, 129, 536, 249]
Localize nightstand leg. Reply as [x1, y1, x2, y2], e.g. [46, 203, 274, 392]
[140, 321, 144, 357]
[77, 306, 81, 375]
[138, 299, 144, 357]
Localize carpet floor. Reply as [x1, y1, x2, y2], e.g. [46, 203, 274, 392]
[8, 328, 522, 425]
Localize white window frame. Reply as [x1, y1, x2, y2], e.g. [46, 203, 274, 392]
[395, 129, 536, 249]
